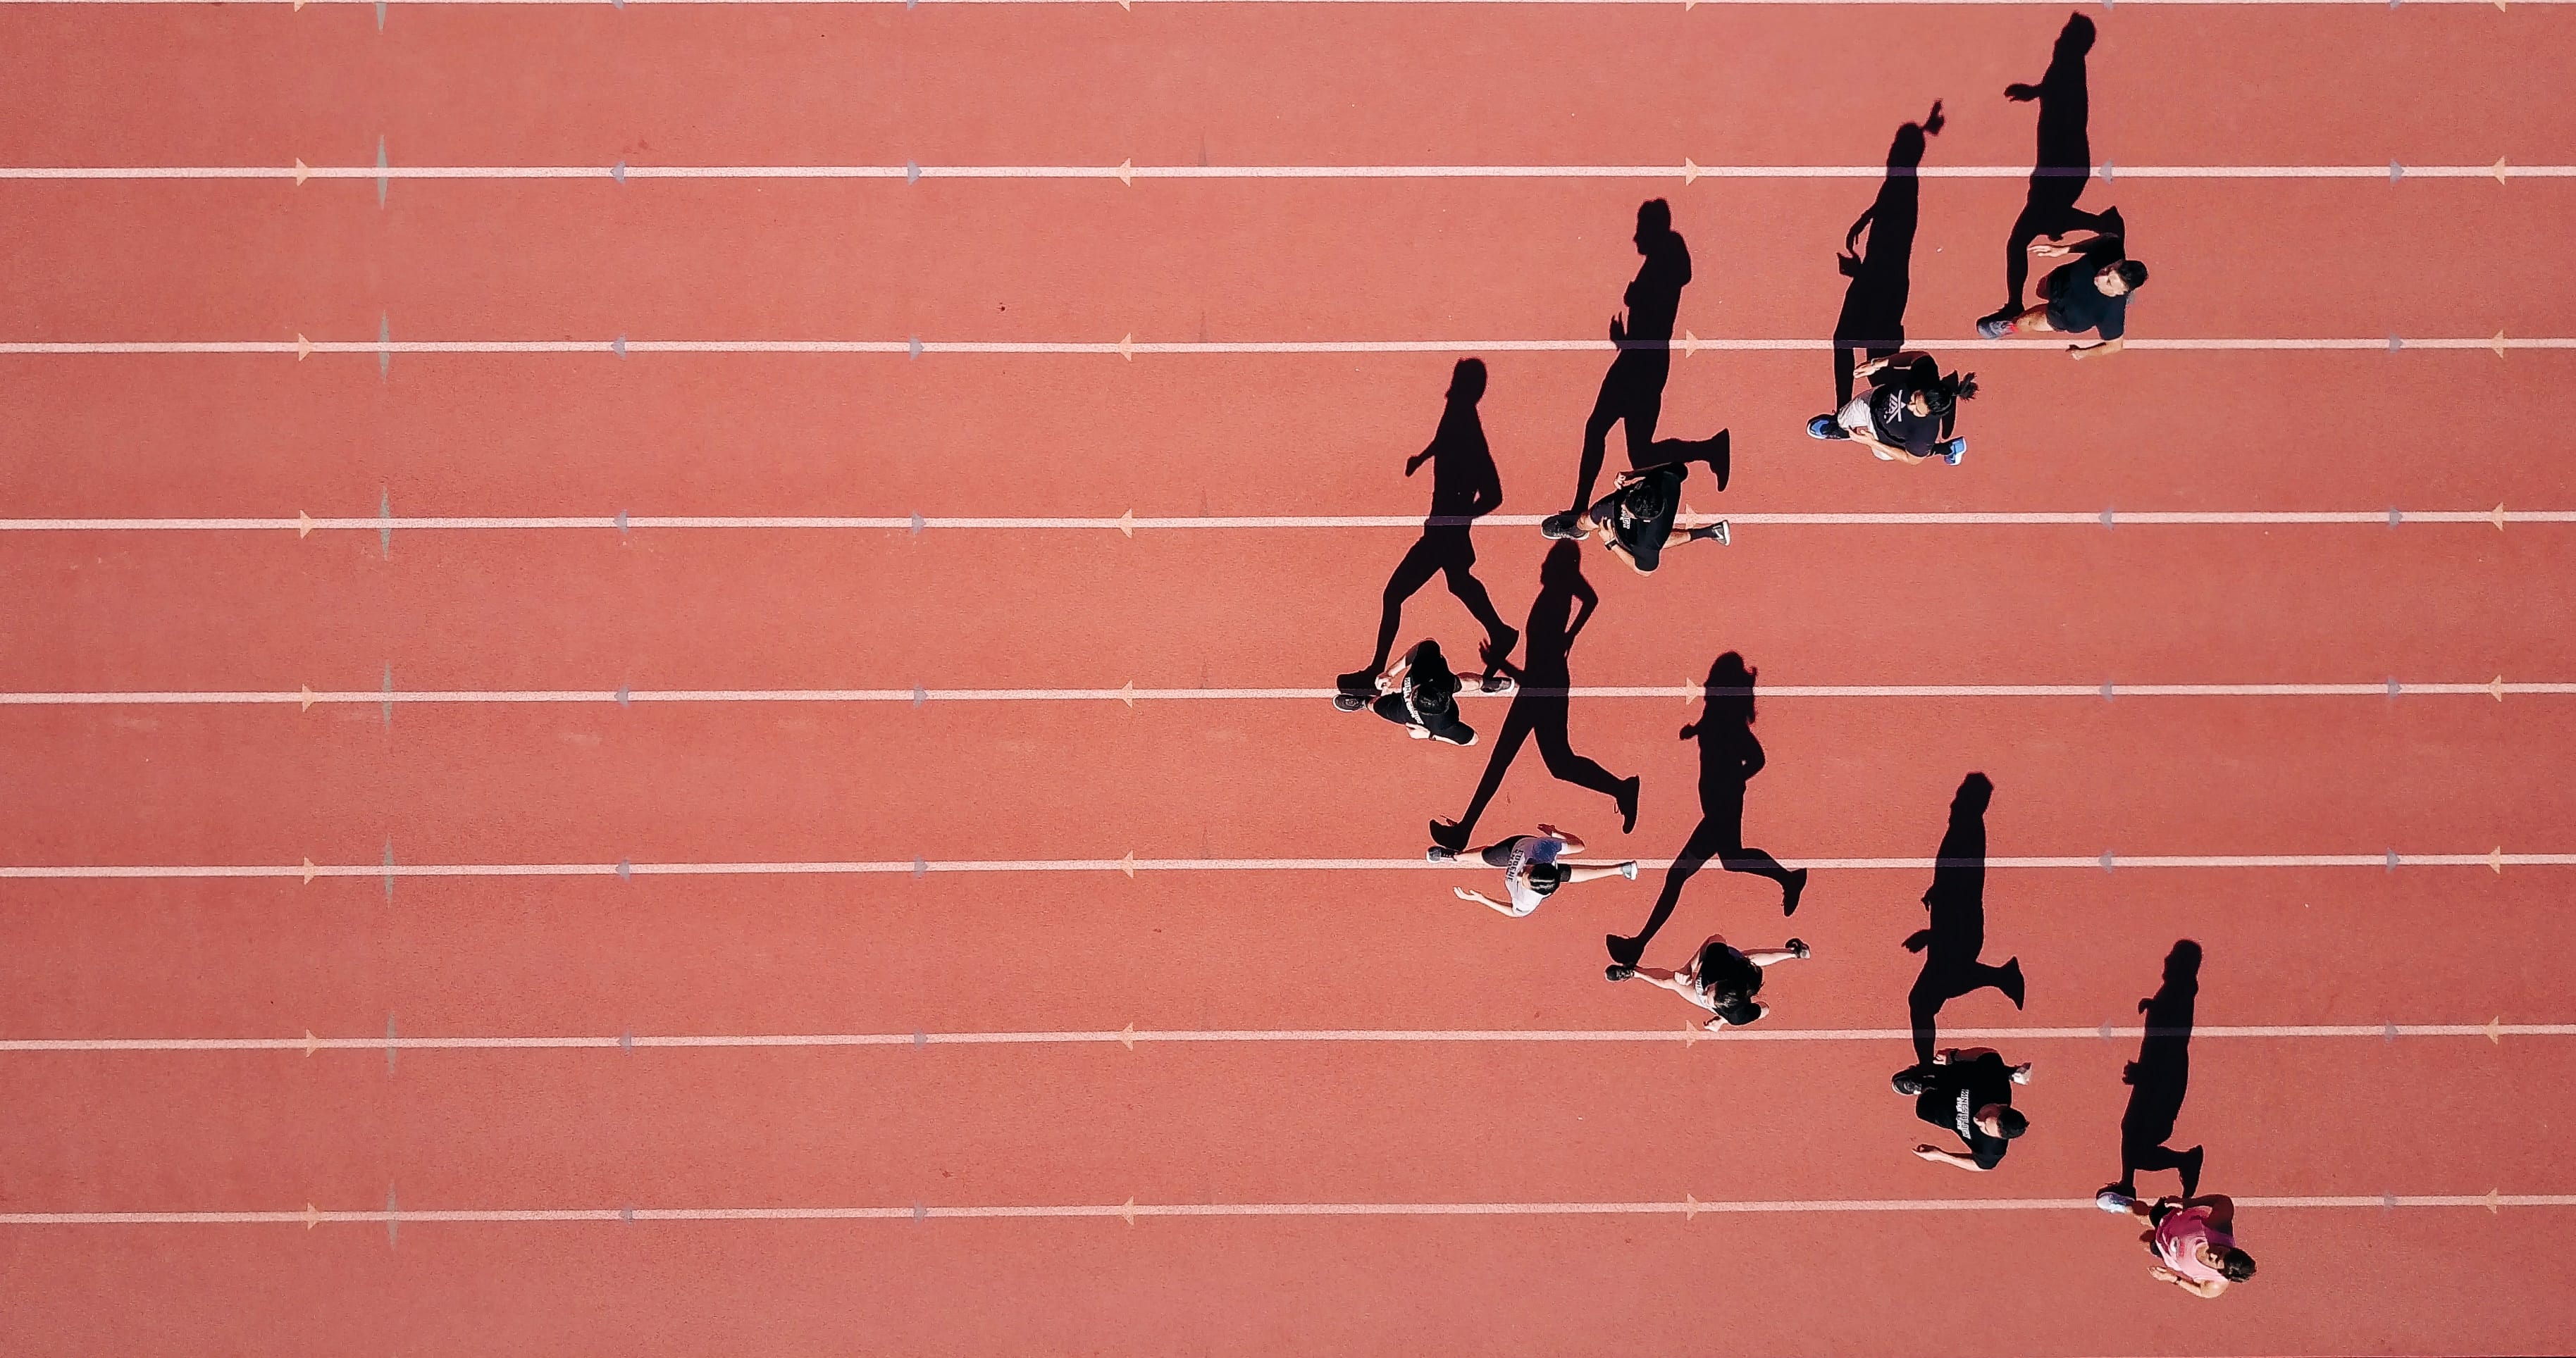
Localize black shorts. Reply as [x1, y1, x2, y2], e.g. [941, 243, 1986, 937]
[1479, 836, 1532, 868]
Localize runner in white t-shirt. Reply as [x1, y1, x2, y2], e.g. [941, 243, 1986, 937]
[1431, 823, 1638, 917]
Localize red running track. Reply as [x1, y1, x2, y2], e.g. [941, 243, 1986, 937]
[4, 4, 2576, 1355]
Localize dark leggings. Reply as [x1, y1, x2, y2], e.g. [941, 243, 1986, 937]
[1474, 837, 1531, 868]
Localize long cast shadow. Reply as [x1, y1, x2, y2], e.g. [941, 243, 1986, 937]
[2108, 940, 2205, 1197]
[1605, 652, 1805, 968]
[1559, 199, 1692, 518]
[1992, 13, 2120, 317]
[1832, 103, 1943, 406]
[1906, 773, 2025, 1065]
[1339, 359, 1519, 690]
[1428, 540, 1637, 853]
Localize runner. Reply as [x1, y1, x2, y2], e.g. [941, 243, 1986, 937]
[1606, 933, 1808, 1032]
[1806, 352, 1971, 465]
[1976, 221, 2146, 360]
[1542, 432, 1732, 575]
[1897, 1045, 2033, 1171]
[1342, 639, 1496, 745]
[1431, 823, 1639, 916]
[2095, 1193, 2257, 1297]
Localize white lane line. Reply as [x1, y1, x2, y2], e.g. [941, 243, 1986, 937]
[0, 337, 2567, 357]
[2, 681, 2568, 707]
[2, 1192, 2567, 1228]
[0, 851, 2563, 880]
[7, 163, 2572, 183]
[5, 1021, 2566, 1053]
[0, 510, 2566, 532]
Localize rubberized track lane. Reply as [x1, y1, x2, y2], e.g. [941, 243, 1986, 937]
[1, 699, 2566, 860]
[0, 1042, 2563, 1209]
[7, 354, 2572, 518]
[5, 9, 2573, 167]
[6, 181, 2572, 340]
[1, 529, 2562, 690]
[2, 868, 2566, 1039]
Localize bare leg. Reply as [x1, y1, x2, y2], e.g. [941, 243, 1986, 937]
[1559, 861, 1636, 885]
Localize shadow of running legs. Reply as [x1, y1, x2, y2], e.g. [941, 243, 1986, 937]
[1339, 359, 1520, 694]
[1429, 540, 1638, 854]
[2107, 940, 2206, 1199]
[1605, 652, 1807, 968]
[1549, 200, 1692, 531]
[1905, 773, 2026, 1065]
[1982, 13, 2121, 328]
[1833, 103, 1944, 408]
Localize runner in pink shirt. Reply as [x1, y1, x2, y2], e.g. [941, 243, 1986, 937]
[2095, 1192, 2255, 1297]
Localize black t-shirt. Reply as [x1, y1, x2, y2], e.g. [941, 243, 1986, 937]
[2043, 242, 2129, 340]
[1607, 464, 1686, 570]
[1913, 1052, 2013, 1168]
[1866, 382, 1941, 458]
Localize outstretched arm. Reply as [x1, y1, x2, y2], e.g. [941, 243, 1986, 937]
[1454, 887, 1519, 916]
[1913, 1146, 1990, 1171]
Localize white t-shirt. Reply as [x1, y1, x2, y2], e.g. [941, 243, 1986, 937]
[1502, 836, 1568, 916]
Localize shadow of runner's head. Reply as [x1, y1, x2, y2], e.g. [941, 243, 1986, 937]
[2055, 11, 2097, 61]
[1448, 356, 1487, 405]
[1953, 771, 1995, 814]
[1634, 198, 1672, 251]
[1700, 651, 1757, 723]
[1539, 537, 1585, 590]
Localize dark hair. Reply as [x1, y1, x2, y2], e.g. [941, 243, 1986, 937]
[1524, 861, 1563, 897]
[2217, 1248, 2257, 1282]
[2115, 260, 2149, 289]
[1891, 1069, 1929, 1095]
[1694, 940, 1763, 1026]
[1636, 199, 1672, 234]
[1625, 476, 1670, 522]
[1992, 1107, 2029, 1139]
[1924, 370, 1981, 417]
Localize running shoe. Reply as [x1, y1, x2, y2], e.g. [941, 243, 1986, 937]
[1604, 964, 1637, 982]
[1685, 521, 1730, 545]
[1539, 511, 1583, 540]
[2095, 1188, 2138, 1215]
[1806, 414, 1848, 440]
[1620, 861, 1640, 880]
[1425, 845, 1458, 863]
[1941, 437, 1967, 466]
[1976, 313, 2019, 340]
[1785, 937, 1810, 959]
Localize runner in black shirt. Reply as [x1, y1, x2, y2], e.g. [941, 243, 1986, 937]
[1354, 640, 1480, 745]
[1896, 1046, 2032, 1170]
[1545, 430, 1731, 574]
[1606, 932, 1809, 1032]
[1807, 353, 1973, 465]
[1978, 226, 2147, 359]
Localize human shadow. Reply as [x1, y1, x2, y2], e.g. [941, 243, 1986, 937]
[1905, 773, 2025, 1065]
[1428, 540, 1638, 854]
[2107, 940, 2205, 1198]
[1832, 103, 1944, 406]
[1604, 652, 1806, 968]
[1990, 13, 2120, 318]
[1554, 199, 1692, 522]
[1338, 359, 1519, 691]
